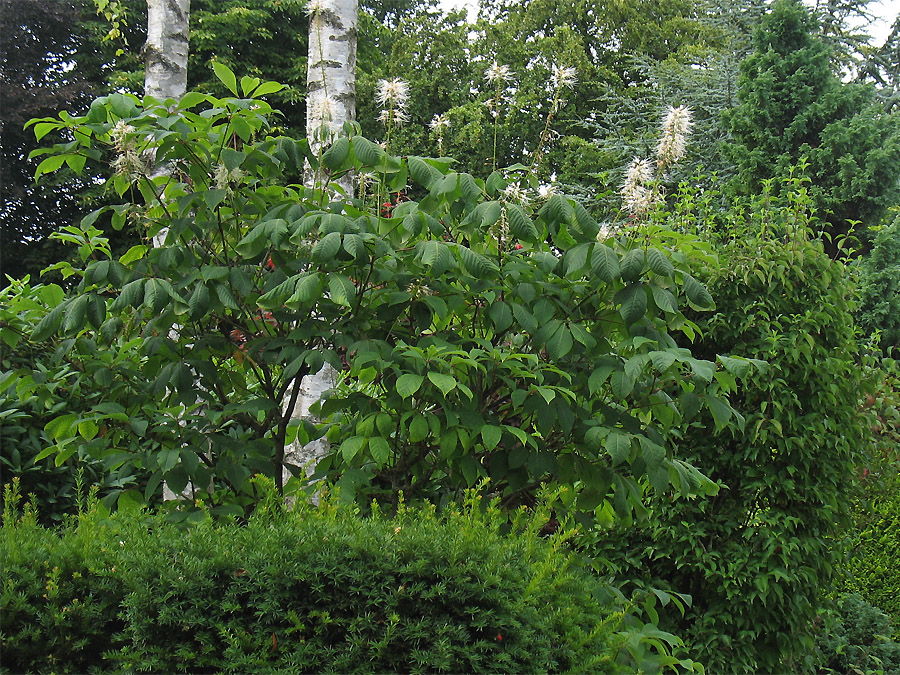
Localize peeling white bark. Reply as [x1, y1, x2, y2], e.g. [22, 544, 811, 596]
[284, 0, 358, 488]
[305, 0, 358, 164]
[144, 0, 190, 101]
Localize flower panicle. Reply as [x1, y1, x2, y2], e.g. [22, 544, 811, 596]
[656, 105, 692, 169]
[485, 62, 513, 86]
[429, 113, 450, 132]
[376, 78, 411, 128]
[304, 0, 325, 17]
[620, 157, 655, 215]
[550, 65, 577, 91]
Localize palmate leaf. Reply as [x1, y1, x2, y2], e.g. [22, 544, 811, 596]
[615, 283, 648, 324]
[591, 244, 620, 282]
[312, 231, 342, 262]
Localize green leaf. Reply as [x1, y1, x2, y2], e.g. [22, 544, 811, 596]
[427, 371, 457, 396]
[565, 243, 591, 276]
[650, 284, 678, 313]
[507, 204, 540, 242]
[312, 231, 342, 262]
[369, 437, 392, 466]
[683, 273, 715, 310]
[408, 156, 442, 188]
[481, 425, 502, 451]
[409, 415, 429, 442]
[460, 455, 480, 486]
[605, 431, 631, 465]
[620, 248, 646, 281]
[214, 282, 240, 310]
[546, 324, 574, 360]
[62, 295, 88, 334]
[615, 283, 648, 324]
[44, 413, 78, 440]
[648, 248, 675, 277]
[488, 301, 513, 332]
[340, 436, 367, 462]
[321, 137, 351, 171]
[240, 75, 261, 97]
[86, 294, 105, 329]
[188, 283, 211, 321]
[212, 61, 239, 95]
[34, 154, 67, 181]
[329, 274, 355, 307]
[591, 244, 620, 282]
[396, 373, 425, 398]
[120, 244, 150, 266]
[286, 273, 322, 307]
[38, 284, 64, 307]
[706, 395, 733, 431]
[253, 81, 284, 97]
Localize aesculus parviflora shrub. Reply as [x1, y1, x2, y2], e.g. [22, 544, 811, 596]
[12, 64, 757, 520]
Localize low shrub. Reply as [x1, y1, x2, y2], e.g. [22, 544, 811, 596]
[815, 593, 900, 674]
[0, 480, 624, 674]
[844, 473, 900, 640]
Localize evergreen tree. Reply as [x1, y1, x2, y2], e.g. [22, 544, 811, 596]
[857, 211, 900, 352]
[724, 0, 900, 242]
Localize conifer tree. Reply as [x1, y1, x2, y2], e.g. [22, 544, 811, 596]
[724, 0, 900, 242]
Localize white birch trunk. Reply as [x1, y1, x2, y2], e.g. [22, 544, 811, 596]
[144, 0, 190, 101]
[304, 0, 358, 185]
[145, 0, 191, 501]
[283, 0, 358, 488]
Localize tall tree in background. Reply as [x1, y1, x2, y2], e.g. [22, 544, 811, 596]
[724, 0, 900, 242]
[0, 0, 106, 286]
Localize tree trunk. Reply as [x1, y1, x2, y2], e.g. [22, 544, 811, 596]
[283, 0, 357, 489]
[147, 0, 190, 501]
[144, 0, 190, 100]
[305, 0, 357, 180]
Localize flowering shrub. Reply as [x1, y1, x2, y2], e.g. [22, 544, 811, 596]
[2, 65, 759, 525]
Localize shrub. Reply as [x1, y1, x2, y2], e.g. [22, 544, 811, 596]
[815, 594, 900, 674]
[0, 480, 624, 674]
[844, 473, 900, 640]
[591, 185, 870, 673]
[13, 66, 746, 525]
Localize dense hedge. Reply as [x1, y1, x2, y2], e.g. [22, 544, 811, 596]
[844, 475, 900, 640]
[0, 483, 623, 674]
[592, 215, 870, 673]
[815, 594, 900, 674]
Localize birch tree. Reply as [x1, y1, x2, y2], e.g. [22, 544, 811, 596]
[145, 0, 190, 500]
[144, 0, 190, 101]
[283, 0, 358, 483]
